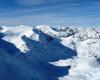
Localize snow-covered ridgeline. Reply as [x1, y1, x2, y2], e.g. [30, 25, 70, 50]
[0, 25, 100, 80]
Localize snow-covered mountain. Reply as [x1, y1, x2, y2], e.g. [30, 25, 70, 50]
[0, 25, 100, 80]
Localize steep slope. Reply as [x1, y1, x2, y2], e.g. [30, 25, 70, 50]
[1, 25, 39, 52]
[59, 39, 100, 80]
[0, 25, 100, 80]
[0, 25, 76, 80]
[53, 27, 100, 80]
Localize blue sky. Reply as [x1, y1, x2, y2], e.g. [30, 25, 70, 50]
[0, 0, 100, 26]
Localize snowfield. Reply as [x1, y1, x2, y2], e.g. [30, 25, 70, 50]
[0, 25, 100, 80]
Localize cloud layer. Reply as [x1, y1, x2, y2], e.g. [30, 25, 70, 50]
[0, 0, 100, 26]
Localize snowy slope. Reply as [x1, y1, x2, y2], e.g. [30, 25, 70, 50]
[59, 39, 100, 80]
[0, 25, 100, 80]
[1, 25, 40, 52]
[53, 27, 100, 80]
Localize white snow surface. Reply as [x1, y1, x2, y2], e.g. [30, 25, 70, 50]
[0, 25, 100, 80]
[1, 25, 39, 52]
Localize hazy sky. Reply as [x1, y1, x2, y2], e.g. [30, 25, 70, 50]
[0, 0, 100, 26]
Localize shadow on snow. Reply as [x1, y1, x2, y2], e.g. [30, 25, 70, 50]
[0, 30, 77, 80]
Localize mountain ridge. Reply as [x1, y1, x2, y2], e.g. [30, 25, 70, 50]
[0, 25, 100, 80]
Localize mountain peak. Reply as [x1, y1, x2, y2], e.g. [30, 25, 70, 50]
[0, 25, 100, 80]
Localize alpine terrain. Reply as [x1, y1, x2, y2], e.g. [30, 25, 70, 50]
[0, 25, 100, 80]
